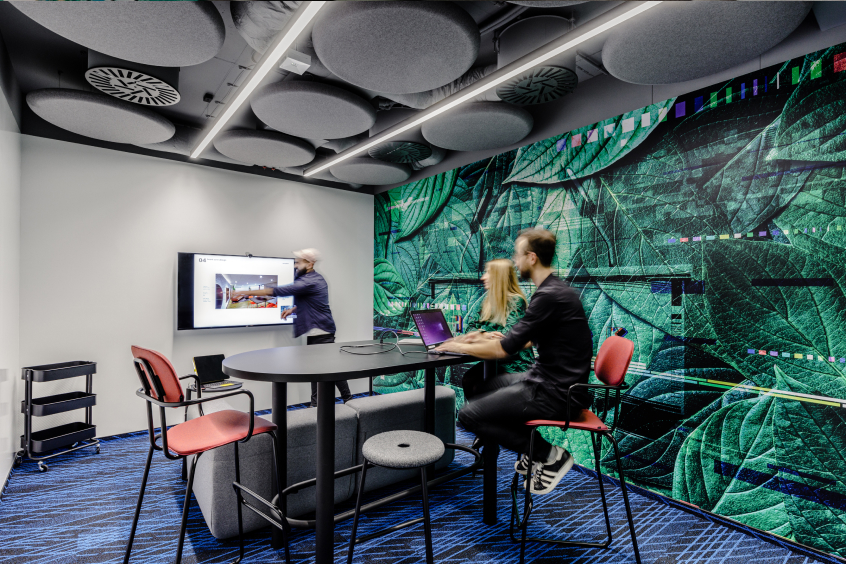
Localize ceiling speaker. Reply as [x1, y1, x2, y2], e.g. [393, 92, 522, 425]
[85, 67, 180, 107]
[369, 141, 433, 164]
[496, 66, 577, 106]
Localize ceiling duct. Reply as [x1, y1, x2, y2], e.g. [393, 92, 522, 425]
[368, 108, 445, 169]
[495, 15, 578, 105]
[86, 51, 180, 107]
[232, 1, 335, 79]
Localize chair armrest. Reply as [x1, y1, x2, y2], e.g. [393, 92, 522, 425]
[561, 381, 628, 432]
[180, 374, 202, 420]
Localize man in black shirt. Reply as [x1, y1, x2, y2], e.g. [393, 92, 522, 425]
[435, 228, 592, 494]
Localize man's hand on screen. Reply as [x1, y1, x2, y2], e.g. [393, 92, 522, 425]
[281, 306, 297, 320]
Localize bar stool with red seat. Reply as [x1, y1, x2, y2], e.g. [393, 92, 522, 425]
[509, 335, 641, 564]
[124, 345, 287, 564]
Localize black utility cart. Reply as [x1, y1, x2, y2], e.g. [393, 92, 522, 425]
[15, 361, 100, 472]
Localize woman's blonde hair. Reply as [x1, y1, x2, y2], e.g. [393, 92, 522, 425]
[480, 259, 527, 327]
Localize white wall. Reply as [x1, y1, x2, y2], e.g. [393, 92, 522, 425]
[19, 136, 374, 437]
[0, 47, 20, 482]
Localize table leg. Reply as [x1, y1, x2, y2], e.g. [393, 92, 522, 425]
[315, 381, 335, 564]
[424, 367, 436, 476]
[482, 360, 498, 525]
[483, 443, 500, 525]
[424, 367, 435, 435]
[271, 382, 287, 550]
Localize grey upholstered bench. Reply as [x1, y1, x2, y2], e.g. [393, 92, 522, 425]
[190, 401, 358, 539]
[345, 387, 455, 493]
[188, 386, 456, 540]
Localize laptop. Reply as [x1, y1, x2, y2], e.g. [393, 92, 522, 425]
[192, 354, 243, 392]
[409, 309, 469, 357]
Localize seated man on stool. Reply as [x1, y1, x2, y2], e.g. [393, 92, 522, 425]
[435, 228, 593, 494]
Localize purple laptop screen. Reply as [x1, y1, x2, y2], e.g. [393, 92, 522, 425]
[412, 310, 453, 346]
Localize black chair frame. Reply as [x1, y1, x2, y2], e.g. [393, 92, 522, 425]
[509, 381, 641, 564]
[125, 356, 271, 564]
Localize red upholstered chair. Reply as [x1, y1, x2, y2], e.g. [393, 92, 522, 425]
[125, 346, 285, 564]
[509, 335, 641, 564]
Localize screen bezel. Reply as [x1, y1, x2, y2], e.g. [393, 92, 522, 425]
[177, 252, 296, 331]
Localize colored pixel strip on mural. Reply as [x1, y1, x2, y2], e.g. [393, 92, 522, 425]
[557, 53, 846, 152]
[667, 225, 842, 243]
[747, 348, 845, 364]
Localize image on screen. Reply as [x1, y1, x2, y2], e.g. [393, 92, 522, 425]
[215, 274, 279, 309]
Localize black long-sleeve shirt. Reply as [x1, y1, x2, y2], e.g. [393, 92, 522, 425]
[500, 274, 593, 408]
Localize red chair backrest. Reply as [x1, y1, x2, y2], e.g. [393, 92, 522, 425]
[131, 345, 184, 403]
[594, 335, 634, 387]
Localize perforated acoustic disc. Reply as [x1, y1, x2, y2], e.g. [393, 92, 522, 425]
[496, 66, 577, 106]
[85, 67, 180, 107]
[369, 141, 433, 164]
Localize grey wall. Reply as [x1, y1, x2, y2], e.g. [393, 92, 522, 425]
[19, 136, 374, 438]
[0, 31, 21, 486]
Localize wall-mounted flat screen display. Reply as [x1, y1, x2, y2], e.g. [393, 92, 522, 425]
[177, 252, 295, 330]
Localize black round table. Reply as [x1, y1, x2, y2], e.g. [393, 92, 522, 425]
[223, 339, 480, 564]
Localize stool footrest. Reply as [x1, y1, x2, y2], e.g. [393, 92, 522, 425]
[355, 516, 425, 544]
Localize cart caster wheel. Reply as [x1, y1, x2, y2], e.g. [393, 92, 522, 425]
[95, 446, 101, 454]
[38, 462, 48, 472]
[13, 455, 22, 468]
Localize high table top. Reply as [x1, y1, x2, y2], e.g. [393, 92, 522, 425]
[222, 339, 477, 383]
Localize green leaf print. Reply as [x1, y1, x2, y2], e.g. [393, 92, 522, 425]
[373, 259, 409, 317]
[503, 98, 676, 185]
[395, 169, 458, 240]
[773, 366, 846, 557]
[673, 393, 792, 535]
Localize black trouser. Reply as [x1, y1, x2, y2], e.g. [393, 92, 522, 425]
[458, 371, 582, 462]
[307, 334, 352, 405]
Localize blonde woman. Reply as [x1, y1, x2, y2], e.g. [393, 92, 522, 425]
[457, 259, 534, 400]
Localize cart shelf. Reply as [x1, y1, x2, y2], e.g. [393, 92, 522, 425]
[23, 422, 96, 454]
[23, 392, 96, 417]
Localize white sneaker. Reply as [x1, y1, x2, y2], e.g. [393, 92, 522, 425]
[514, 454, 534, 476]
[527, 449, 573, 495]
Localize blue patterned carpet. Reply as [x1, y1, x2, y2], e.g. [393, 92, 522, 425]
[0, 397, 838, 564]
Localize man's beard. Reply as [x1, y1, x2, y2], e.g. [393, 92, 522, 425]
[518, 265, 531, 281]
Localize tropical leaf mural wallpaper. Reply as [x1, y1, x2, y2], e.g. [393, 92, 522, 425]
[373, 44, 846, 557]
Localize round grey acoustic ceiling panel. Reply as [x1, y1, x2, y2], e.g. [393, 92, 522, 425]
[251, 81, 376, 140]
[422, 102, 533, 152]
[369, 141, 433, 164]
[602, 1, 813, 85]
[496, 67, 577, 106]
[329, 158, 412, 185]
[27, 89, 175, 145]
[213, 130, 315, 169]
[10, 2, 225, 67]
[312, 2, 480, 94]
[85, 67, 180, 107]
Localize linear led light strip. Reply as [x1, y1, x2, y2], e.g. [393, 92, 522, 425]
[305, 0, 662, 177]
[190, 1, 327, 159]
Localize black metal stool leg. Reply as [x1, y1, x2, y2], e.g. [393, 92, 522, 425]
[232, 442, 245, 564]
[268, 432, 291, 564]
[593, 434, 613, 544]
[175, 453, 200, 564]
[609, 432, 641, 564]
[520, 430, 537, 564]
[347, 461, 369, 564]
[124, 445, 154, 564]
[420, 467, 434, 564]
